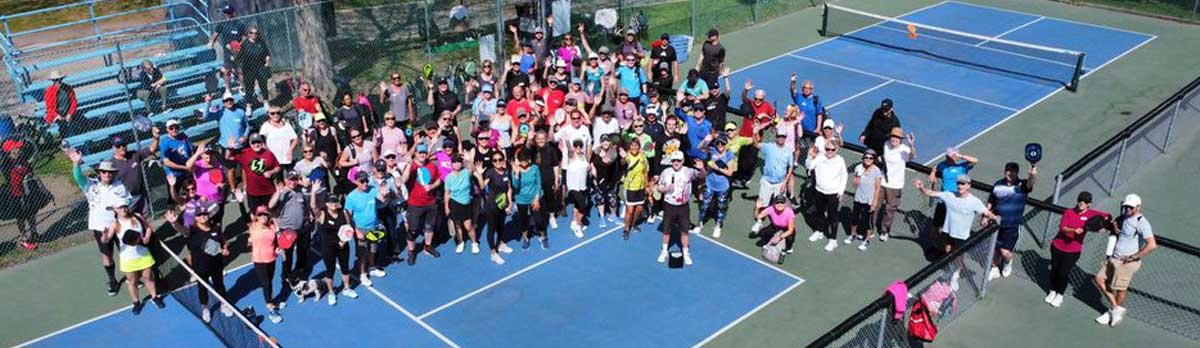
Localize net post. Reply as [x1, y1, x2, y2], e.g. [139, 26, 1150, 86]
[1069, 53, 1085, 92]
[1043, 174, 1063, 246]
[819, 3, 829, 36]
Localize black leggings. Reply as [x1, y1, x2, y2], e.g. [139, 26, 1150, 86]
[196, 265, 228, 307]
[816, 193, 840, 239]
[320, 242, 351, 279]
[1049, 247, 1081, 294]
[482, 207, 506, 251]
[516, 204, 546, 236]
[280, 228, 311, 283]
[253, 261, 276, 305]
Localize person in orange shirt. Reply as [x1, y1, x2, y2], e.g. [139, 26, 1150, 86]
[249, 205, 284, 323]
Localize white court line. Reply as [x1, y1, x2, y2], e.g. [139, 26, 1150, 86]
[788, 54, 1021, 112]
[14, 261, 258, 348]
[694, 233, 805, 282]
[945, 0, 1158, 39]
[927, 32, 1157, 166]
[865, 20, 1077, 69]
[978, 16, 1044, 47]
[691, 280, 804, 348]
[417, 226, 621, 320]
[366, 286, 462, 348]
[825, 79, 894, 110]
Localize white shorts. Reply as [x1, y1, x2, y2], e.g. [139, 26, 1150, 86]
[757, 180, 784, 207]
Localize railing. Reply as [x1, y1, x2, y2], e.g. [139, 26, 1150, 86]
[1, 1, 211, 49]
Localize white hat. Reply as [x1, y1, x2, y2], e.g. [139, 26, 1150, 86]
[96, 160, 118, 172]
[1122, 194, 1142, 207]
[511, 55, 522, 64]
[165, 119, 181, 127]
[47, 71, 66, 80]
[668, 151, 684, 161]
[555, 59, 567, 68]
[822, 119, 835, 129]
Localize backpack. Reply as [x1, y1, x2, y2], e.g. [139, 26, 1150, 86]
[908, 298, 938, 342]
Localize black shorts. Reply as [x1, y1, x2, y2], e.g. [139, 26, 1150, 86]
[92, 229, 115, 256]
[851, 202, 872, 228]
[625, 189, 646, 205]
[566, 190, 589, 210]
[942, 232, 964, 250]
[449, 201, 473, 223]
[996, 226, 1020, 251]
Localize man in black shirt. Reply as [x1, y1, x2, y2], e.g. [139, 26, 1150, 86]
[650, 33, 679, 85]
[704, 74, 737, 130]
[237, 26, 271, 106]
[428, 79, 462, 122]
[502, 57, 531, 100]
[209, 4, 244, 90]
[134, 60, 168, 113]
[695, 29, 726, 89]
[532, 128, 563, 226]
[109, 132, 160, 217]
[859, 98, 901, 155]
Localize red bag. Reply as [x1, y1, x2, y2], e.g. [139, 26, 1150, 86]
[908, 299, 938, 342]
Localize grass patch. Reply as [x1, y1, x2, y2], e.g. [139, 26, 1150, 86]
[1, 0, 159, 34]
[1056, 0, 1199, 21]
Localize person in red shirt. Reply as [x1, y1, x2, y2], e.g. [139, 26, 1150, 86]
[1046, 191, 1112, 307]
[2, 142, 40, 250]
[540, 80, 566, 121]
[732, 79, 775, 187]
[291, 82, 323, 114]
[399, 143, 442, 265]
[43, 71, 79, 134]
[506, 85, 532, 119]
[229, 133, 281, 213]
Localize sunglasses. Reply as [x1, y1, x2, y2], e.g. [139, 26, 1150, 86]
[570, 117, 582, 121]
[350, 134, 363, 139]
[385, 117, 395, 120]
[492, 158, 503, 162]
[824, 148, 836, 152]
[957, 182, 970, 186]
[863, 156, 875, 160]
[302, 149, 313, 153]
[255, 213, 270, 217]
[633, 125, 644, 128]
[391, 76, 401, 80]
[269, 111, 280, 115]
[671, 159, 684, 163]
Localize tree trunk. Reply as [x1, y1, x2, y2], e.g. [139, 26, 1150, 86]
[293, 0, 336, 99]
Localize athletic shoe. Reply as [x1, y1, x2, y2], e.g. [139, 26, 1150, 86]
[491, 253, 506, 265]
[634, 226, 642, 234]
[360, 274, 373, 287]
[541, 238, 549, 250]
[784, 248, 794, 254]
[657, 250, 668, 263]
[471, 243, 481, 254]
[824, 240, 837, 252]
[858, 240, 869, 251]
[277, 300, 286, 310]
[131, 301, 145, 315]
[521, 238, 531, 250]
[599, 220, 608, 228]
[370, 268, 386, 278]
[987, 267, 1001, 281]
[1002, 262, 1014, 278]
[843, 236, 854, 245]
[607, 215, 618, 223]
[690, 226, 702, 235]
[456, 243, 465, 254]
[622, 231, 630, 240]
[499, 243, 513, 254]
[221, 304, 235, 317]
[268, 309, 282, 324]
[202, 307, 212, 323]
[684, 253, 693, 266]
[20, 241, 36, 251]
[750, 221, 763, 236]
[1110, 306, 1126, 327]
[1049, 293, 1064, 308]
[107, 281, 119, 296]
[153, 296, 166, 309]
[573, 224, 584, 238]
[328, 293, 338, 306]
[950, 271, 961, 292]
[712, 226, 722, 238]
[1044, 291, 1058, 304]
[879, 233, 889, 242]
[1095, 310, 1112, 326]
[407, 250, 418, 266]
[424, 245, 441, 258]
[549, 219, 558, 230]
[342, 288, 359, 299]
[808, 232, 824, 242]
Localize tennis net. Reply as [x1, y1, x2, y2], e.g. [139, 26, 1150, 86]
[157, 240, 282, 348]
[820, 3, 1087, 91]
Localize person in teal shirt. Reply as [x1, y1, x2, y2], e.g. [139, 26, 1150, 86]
[443, 155, 479, 254]
[512, 151, 544, 250]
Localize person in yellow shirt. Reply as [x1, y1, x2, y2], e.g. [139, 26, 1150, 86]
[621, 140, 650, 240]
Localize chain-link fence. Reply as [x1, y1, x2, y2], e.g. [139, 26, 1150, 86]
[1049, 0, 1199, 22]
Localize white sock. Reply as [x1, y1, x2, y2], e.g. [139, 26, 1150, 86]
[661, 244, 668, 251]
[683, 247, 690, 255]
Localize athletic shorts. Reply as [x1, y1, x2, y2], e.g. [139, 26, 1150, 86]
[567, 190, 589, 210]
[942, 232, 965, 250]
[995, 226, 1020, 251]
[851, 202, 872, 228]
[757, 180, 784, 207]
[1098, 258, 1141, 291]
[449, 201, 473, 223]
[92, 229, 116, 256]
[625, 189, 646, 205]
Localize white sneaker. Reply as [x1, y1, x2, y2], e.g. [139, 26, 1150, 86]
[809, 232, 824, 242]
[843, 236, 854, 245]
[1096, 310, 1112, 325]
[471, 243, 480, 254]
[342, 288, 358, 299]
[683, 252, 693, 265]
[277, 301, 286, 310]
[879, 233, 889, 242]
[1002, 262, 1014, 278]
[751, 221, 763, 234]
[712, 226, 722, 238]
[221, 304, 234, 317]
[370, 268, 386, 278]
[1110, 306, 1126, 327]
[360, 274, 373, 287]
[657, 250, 668, 263]
[328, 293, 338, 306]
[498, 243, 513, 254]
[619, 208, 626, 219]
[202, 307, 212, 323]
[599, 219, 608, 228]
[858, 240, 869, 251]
[1049, 293, 1064, 308]
[784, 248, 794, 254]
[988, 267, 1001, 281]
[1044, 291, 1058, 304]
[491, 253, 506, 265]
[573, 224, 584, 238]
[824, 239, 837, 252]
[690, 226, 702, 235]
[455, 243, 465, 254]
[549, 219, 558, 230]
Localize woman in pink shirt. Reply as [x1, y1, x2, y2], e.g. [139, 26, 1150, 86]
[757, 195, 797, 254]
[186, 144, 227, 222]
[249, 205, 284, 323]
[1047, 191, 1111, 307]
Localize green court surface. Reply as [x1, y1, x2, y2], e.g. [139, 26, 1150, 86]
[4, 0, 1200, 347]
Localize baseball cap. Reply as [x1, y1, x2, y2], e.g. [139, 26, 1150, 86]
[165, 119, 181, 128]
[626, 28, 636, 35]
[111, 135, 128, 147]
[956, 175, 972, 184]
[771, 194, 787, 205]
[222, 92, 235, 101]
[284, 170, 301, 179]
[1077, 191, 1093, 204]
[881, 98, 893, 108]
[660, 33, 671, 41]
[598, 46, 610, 54]
[354, 170, 370, 182]
[374, 160, 387, 171]
[945, 146, 960, 157]
[249, 133, 266, 143]
[669, 151, 685, 161]
[415, 143, 429, 153]
[822, 119, 835, 129]
[1005, 162, 1020, 173]
[1122, 194, 1142, 207]
[864, 148, 878, 157]
[382, 150, 396, 158]
[221, 3, 236, 14]
[725, 122, 738, 132]
[481, 84, 494, 93]
[443, 139, 456, 149]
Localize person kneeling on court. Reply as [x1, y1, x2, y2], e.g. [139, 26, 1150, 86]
[758, 195, 797, 259]
[655, 151, 706, 265]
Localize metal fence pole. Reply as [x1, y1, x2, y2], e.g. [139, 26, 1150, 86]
[1164, 99, 1181, 152]
[691, 0, 698, 40]
[423, 0, 432, 56]
[1043, 174, 1064, 246]
[283, 8, 299, 89]
[979, 231, 999, 298]
[1108, 137, 1129, 194]
[496, 0, 505, 65]
[873, 306, 888, 348]
[89, 3, 101, 38]
[115, 43, 154, 219]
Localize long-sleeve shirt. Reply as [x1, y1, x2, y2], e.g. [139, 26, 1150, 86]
[74, 165, 132, 231]
[207, 106, 249, 149]
[806, 154, 848, 195]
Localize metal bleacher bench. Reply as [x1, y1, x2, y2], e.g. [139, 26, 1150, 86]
[34, 60, 222, 120]
[21, 45, 213, 101]
[80, 96, 269, 166]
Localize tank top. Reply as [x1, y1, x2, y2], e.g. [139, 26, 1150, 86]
[318, 213, 344, 247]
[249, 224, 277, 263]
[492, 117, 513, 148]
[116, 217, 150, 262]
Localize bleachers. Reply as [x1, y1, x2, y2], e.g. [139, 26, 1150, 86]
[80, 100, 269, 166]
[21, 45, 214, 100]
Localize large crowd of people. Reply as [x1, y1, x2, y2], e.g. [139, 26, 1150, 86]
[54, 8, 1157, 330]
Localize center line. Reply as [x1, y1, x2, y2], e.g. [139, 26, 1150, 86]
[977, 16, 1044, 47]
[368, 286, 463, 348]
[826, 79, 895, 110]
